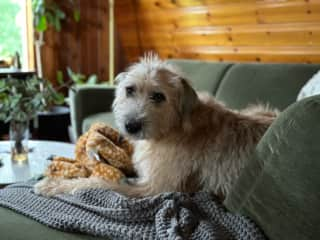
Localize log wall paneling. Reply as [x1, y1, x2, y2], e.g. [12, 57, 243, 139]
[116, 0, 320, 65]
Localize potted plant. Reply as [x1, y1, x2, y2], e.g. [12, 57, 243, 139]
[26, 0, 80, 141]
[32, 0, 80, 78]
[0, 75, 64, 162]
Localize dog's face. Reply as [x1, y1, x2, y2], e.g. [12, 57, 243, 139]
[112, 55, 198, 140]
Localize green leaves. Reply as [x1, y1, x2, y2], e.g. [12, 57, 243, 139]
[67, 67, 86, 84]
[32, 0, 47, 32]
[67, 67, 98, 85]
[0, 80, 6, 92]
[56, 70, 64, 85]
[0, 76, 65, 122]
[73, 9, 80, 22]
[37, 15, 47, 32]
[87, 75, 97, 84]
[32, 0, 79, 33]
[53, 92, 65, 105]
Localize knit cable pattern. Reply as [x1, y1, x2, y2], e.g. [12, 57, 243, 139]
[0, 181, 266, 240]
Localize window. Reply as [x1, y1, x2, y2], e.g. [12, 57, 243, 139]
[0, 0, 34, 70]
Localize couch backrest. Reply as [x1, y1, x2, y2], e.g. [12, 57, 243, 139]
[216, 63, 320, 110]
[167, 59, 232, 93]
[169, 59, 320, 111]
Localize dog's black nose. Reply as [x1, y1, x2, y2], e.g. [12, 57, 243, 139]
[125, 120, 142, 134]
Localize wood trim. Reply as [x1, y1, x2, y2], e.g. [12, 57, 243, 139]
[109, 0, 114, 84]
[26, 0, 35, 70]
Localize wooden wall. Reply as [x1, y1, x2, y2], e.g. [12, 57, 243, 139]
[41, 0, 320, 84]
[116, 0, 320, 65]
[42, 0, 122, 84]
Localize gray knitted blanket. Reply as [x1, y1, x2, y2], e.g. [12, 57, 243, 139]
[0, 181, 266, 240]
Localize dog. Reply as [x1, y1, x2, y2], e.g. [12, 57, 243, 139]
[35, 54, 277, 199]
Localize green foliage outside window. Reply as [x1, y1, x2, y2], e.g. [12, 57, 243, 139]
[0, 0, 22, 58]
[32, 0, 80, 32]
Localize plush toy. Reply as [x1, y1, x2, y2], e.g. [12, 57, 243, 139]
[45, 123, 135, 183]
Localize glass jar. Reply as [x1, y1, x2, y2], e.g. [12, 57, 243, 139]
[10, 120, 29, 163]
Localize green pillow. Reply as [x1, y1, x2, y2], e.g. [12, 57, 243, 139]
[225, 95, 320, 240]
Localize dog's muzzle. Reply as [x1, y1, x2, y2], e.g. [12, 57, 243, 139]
[125, 119, 142, 135]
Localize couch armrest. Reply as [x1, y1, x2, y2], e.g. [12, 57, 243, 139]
[69, 85, 115, 139]
[225, 95, 320, 240]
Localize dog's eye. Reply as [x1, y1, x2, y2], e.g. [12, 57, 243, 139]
[150, 92, 166, 103]
[126, 86, 135, 97]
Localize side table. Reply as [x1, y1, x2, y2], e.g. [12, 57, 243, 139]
[0, 140, 75, 187]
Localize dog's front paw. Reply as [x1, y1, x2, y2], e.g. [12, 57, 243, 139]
[34, 178, 70, 197]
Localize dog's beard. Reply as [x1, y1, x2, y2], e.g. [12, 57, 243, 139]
[126, 125, 169, 141]
[114, 107, 174, 141]
[122, 123, 162, 141]
[124, 129, 146, 140]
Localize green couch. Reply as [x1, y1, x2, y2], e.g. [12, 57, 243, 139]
[1, 60, 320, 240]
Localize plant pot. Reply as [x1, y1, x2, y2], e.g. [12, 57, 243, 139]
[35, 106, 70, 142]
[10, 120, 29, 163]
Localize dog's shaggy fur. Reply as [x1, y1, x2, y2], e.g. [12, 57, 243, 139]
[35, 54, 277, 198]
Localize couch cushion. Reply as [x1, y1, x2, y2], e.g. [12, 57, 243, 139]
[297, 70, 320, 101]
[167, 59, 232, 94]
[82, 112, 116, 133]
[225, 95, 320, 240]
[69, 86, 115, 139]
[0, 207, 103, 240]
[216, 63, 320, 110]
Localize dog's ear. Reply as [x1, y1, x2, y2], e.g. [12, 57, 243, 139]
[157, 68, 198, 119]
[114, 72, 127, 85]
[179, 78, 198, 121]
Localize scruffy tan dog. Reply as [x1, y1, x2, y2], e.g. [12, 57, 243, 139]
[35, 54, 277, 198]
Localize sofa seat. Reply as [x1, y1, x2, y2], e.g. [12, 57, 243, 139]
[0, 207, 104, 240]
[82, 112, 116, 133]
